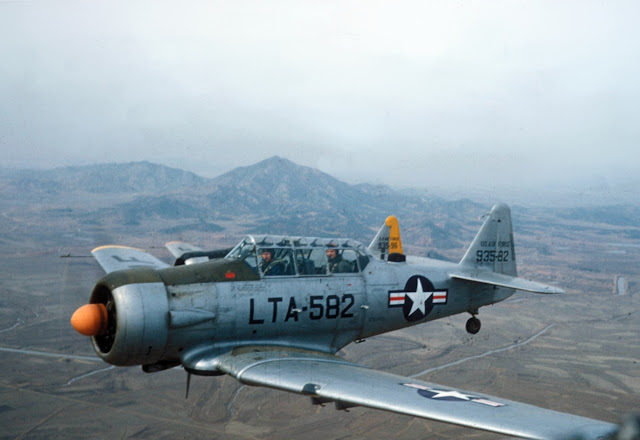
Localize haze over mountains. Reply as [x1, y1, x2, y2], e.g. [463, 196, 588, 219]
[0, 157, 481, 253]
[1, 156, 638, 257]
[0, 161, 207, 196]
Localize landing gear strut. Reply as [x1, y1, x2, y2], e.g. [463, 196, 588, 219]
[466, 315, 481, 334]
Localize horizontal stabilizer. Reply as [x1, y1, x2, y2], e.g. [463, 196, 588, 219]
[450, 270, 564, 294]
[165, 241, 204, 258]
[166, 241, 233, 266]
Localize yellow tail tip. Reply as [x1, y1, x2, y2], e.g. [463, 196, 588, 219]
[385, 216, 404, 255]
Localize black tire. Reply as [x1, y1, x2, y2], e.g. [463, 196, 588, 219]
[466, 317, 481, 334]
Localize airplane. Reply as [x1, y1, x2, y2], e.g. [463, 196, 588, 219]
[70, 203, 622, 439]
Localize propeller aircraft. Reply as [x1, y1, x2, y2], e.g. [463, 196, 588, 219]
[71, 204, 621, 439]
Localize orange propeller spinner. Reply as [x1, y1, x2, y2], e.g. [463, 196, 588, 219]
[70, 303, 108, 336]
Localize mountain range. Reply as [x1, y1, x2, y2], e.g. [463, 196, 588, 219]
[0, 157, 484, 253]
[1, 156, 638, 255]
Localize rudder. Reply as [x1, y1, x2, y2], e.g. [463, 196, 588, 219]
[460, 204, 517, 276]
[368, 216, 404, 261]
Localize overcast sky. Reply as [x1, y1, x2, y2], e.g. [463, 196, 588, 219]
[1, 0, 639, 194]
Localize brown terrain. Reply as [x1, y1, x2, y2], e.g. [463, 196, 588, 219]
[0, 160, 638, 439]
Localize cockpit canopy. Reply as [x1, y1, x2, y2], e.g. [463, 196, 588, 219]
[226, 235, 371, 277]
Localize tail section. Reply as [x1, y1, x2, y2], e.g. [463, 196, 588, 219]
[460, 203, 517, 276]
[369, 216, 404, 261]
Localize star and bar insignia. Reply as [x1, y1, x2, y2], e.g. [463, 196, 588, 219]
[403, 383, 504, 407]
[389, 275, 447, 322]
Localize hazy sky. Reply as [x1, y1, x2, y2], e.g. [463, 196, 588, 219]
[2, 0, 639, 192]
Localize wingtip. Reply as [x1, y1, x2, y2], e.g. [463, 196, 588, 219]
[546, 286, 565, 294]
[531, 283, 565, 294]
[491, 203, 511, 212]
[92, 245, 144, 253]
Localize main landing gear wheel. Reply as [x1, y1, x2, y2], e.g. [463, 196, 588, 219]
[466, 317, 481, 334]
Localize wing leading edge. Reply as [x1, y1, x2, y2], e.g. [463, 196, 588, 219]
[212, 346, 615, 440]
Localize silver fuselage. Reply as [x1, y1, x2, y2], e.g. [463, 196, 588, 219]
[92, 255, 514, 369]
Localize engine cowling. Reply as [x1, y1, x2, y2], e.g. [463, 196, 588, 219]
[86, 272, 170, 366]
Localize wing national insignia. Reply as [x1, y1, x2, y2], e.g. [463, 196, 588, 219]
[403, 383, 504, 407]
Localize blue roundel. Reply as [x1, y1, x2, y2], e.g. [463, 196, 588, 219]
[401, 275, 435, 322]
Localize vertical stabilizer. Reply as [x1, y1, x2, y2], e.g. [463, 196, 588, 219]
[460, 204, 517, 276]
[369, 216, 404, 261]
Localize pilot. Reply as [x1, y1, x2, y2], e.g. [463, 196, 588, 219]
[326, 246, 352, 273]
[259, 249, 284, 276]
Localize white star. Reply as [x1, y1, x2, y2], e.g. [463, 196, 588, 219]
[405, 279, 433, 316]
[429, 389, 474, 400]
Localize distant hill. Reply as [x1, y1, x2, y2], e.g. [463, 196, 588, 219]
[0, 161, 208, 197]
[202, 156, 486, 243]
[204, 157, 409, 235]
[205, 156, 360, 216]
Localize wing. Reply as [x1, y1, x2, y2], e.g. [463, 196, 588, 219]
[450, 269, 565, 294]
[210, 346, 615, 440]
[165, 241, 204, 258]
[91, 245, 169, 273]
